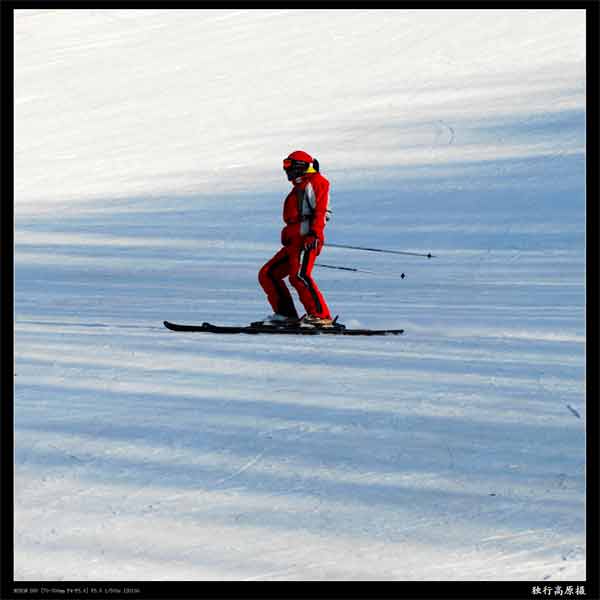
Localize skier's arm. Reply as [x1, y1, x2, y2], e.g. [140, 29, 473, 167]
[307, 179, 330, 243]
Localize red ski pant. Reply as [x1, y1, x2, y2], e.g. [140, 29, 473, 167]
[258, 245, 331, 319]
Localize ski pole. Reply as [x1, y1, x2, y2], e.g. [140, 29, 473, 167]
[326, 242, 435, 259]
[316, 263, 406, 278]
[315, 262, 376, 274]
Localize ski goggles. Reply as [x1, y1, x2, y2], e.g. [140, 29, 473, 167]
[283, 158, 309, 170]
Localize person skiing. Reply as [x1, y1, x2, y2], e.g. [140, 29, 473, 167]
[257, 150, 334, 328]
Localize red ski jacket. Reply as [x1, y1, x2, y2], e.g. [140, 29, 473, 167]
[280, 172, 331, 248]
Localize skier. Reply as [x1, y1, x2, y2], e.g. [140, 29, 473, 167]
[257, 150, 334, 328]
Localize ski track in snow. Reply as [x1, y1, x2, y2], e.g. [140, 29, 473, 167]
[13, 8, 585, 582]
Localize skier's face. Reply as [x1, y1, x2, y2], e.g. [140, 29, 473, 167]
[283, 159, 307, 182]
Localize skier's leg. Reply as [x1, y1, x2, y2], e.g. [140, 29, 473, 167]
[258, 247, 299, 319]
[288, 247, 331, 319]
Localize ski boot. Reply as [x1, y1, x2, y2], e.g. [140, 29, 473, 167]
[298, 314, 345, 330]
[250, 313, 299, 328]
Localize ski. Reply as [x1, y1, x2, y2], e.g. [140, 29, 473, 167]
[163, 321, 403, 336]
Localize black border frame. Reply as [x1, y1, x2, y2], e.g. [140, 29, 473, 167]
[1, 3, 598, 599]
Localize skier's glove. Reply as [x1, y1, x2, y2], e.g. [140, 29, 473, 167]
[303, 234, 319, 251]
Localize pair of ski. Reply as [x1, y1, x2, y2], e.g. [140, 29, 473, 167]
[164, 320, 403, 336]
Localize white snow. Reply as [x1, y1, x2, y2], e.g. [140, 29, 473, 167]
[14, 8, 586, 581]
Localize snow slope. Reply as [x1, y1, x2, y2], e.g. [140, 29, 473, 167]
[14, 9, 586, 581]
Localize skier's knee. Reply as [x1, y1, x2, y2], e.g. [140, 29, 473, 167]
[258, 265, 269, 287]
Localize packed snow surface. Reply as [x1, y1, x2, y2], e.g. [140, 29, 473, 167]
[14, 9, 586, 581]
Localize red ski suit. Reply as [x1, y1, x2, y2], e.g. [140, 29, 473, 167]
[259, 171, 332, 319]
